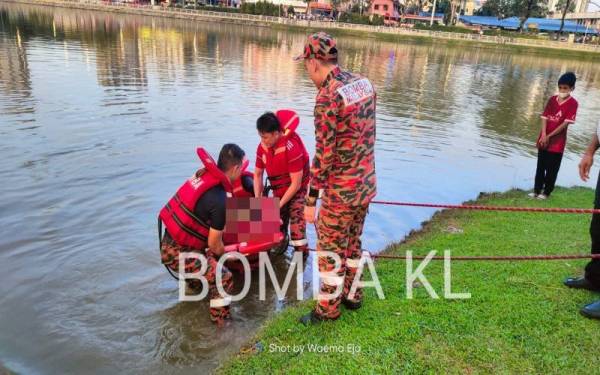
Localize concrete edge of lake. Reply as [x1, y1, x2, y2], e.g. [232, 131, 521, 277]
[5, 0, 600, 59]
[216, 186, 599, 373]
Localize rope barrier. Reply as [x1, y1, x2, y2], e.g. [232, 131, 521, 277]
[370, 200, 600, 214]
[369, 253, 600, 261]
[303, 205, 600, 261]
[303, 248, 600, 261]
[297, 201, 600, 261]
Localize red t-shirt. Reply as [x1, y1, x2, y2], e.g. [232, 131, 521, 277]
[538, 95, 578, 153]
[255, 135, 308, 174]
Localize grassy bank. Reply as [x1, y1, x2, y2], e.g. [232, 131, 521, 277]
[220, 187, 600, 374]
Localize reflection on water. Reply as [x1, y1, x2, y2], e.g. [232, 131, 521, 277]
[1, 3, 600, 374]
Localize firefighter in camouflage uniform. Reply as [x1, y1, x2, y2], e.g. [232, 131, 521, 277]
[295, 32, 377, 325]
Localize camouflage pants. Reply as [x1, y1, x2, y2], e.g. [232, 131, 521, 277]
[314, 201, 369, 320]
[280, 186, 308, 252]
[160, 236, 233, 325]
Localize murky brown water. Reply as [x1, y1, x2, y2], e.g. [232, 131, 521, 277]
[1, 3, 600, 374]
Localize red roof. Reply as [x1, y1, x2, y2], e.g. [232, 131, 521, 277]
[308, 2, 332, 10]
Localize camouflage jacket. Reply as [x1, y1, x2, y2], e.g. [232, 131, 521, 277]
[309, 66, 377, 207]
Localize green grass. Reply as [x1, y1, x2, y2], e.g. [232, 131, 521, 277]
[219, 187, 600, 374]
[482, 29, 547, 40]
[415, 23, 478, 34]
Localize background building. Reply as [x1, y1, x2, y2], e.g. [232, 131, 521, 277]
[241, 0, 309, 13]
[547, 0, 590, 14]
[369, 0, 401, 24]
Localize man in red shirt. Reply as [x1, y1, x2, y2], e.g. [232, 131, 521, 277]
[530, 72, 578, 200]
[254, 111, 310, 254]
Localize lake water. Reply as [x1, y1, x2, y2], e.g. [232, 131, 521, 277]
[1, 3, 600, 374]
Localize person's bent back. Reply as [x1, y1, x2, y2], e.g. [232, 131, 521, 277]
[158, 143, 245, 326]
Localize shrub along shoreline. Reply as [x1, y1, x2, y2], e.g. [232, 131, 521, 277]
[219, 187, 600, 373]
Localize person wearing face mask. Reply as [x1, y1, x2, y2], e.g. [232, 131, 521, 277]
[564, 119, 600, 320]
[529, 72, 578, 200]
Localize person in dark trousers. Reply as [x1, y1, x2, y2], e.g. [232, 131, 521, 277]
[564, 123, 600, 320]
[529, 72, 578, 200]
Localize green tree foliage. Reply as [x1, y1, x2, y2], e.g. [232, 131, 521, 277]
[556, 0, 576, 34]
[371, 14, 385, 25]
[240, 1, 281, 16]
[476, 0, 512, 18]
[338, 12, 384, 25]
[475, 0, 546, 31]
[555, 0, 576, 12]
[512, 0, 547, 31]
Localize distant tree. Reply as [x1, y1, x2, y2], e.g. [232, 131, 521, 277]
[441, 0, 452, 23]
[439, 0, 461, 24]
[477, 0, 546, 30]
[304, 0, 311, 14]
[556, 0, 576, 34]
[371, 14, 385, 24]
[477, 0, 545, 23]
[240, 2, 255, 13]
[287, 4, 295, 15]
[240, 1, 281, 15]
[448, 0, 461, 24]
[476, 0, 512, 17]
[405, 0, 427, 14]
[330, 0, 342, 10]
[434, 0, 449, 15]
[345, 0, 373, 15]
[511, 0, 547, 32]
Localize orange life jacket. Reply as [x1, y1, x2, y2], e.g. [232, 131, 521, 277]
[232, 159, 254, 198]
[158, 148, 233, 249]
[261, 109, 310, 198]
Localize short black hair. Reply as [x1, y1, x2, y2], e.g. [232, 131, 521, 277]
[217, 143, 245, 171]
[256, 112, 281, 134]
[558, 72, 576, 88]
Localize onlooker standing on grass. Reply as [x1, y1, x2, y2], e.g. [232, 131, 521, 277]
[564, 120, 600, 320]
[529, 72, 578, 200]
